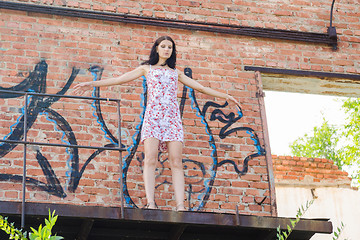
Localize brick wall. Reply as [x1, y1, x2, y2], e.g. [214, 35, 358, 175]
[4, 0, 359, 34]
[0, 0, 359, 216]
[272, 155, 352, 187]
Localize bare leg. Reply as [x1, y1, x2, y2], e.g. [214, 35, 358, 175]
[143, 138, 160, 209]
[167, 141, 185, 211]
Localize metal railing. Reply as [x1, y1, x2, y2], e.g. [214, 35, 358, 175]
[0, 90, 126, 227]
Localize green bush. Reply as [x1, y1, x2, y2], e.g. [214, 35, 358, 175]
[0, 215, 27, 240]
[0, 209, 63, 240]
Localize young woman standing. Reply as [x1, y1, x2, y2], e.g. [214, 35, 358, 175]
[74, 36, 240, 211]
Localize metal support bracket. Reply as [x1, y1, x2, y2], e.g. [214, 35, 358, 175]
[328, 0, 338, 50]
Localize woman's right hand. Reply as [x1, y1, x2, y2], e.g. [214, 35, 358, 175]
[72, 81, 94, 95]
[227, 95, 242, 110]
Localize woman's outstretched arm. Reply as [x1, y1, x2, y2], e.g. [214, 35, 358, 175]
[73, 65, 147, 95]
[178, 70, 241, 108]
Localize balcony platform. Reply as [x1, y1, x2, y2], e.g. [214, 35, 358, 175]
[0, 201, 332, 240]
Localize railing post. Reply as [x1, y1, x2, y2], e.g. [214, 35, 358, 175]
[116, 100, 124, 219]
[21, 93, 28, 228]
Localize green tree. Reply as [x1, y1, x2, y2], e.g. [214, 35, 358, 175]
[341, 98, 360, 165]
[289, 98, 360, 184]
[290, 118, 342, 167]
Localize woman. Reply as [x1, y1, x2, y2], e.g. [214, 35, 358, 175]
[73, 36, 240, 211]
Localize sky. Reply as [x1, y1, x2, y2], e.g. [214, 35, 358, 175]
[263, 91, 348, 156]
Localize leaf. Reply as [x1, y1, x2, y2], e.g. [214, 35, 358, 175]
[40, 226, 48, 239]
[29, 233, 37, 240]
[45, 218, 50, 226]
[50, 236, 64, 240]
[51, 215, 58, 228]
[30, 227, 38, 236]
[51, 210, 56, 219]
[290, 219, 296, 228]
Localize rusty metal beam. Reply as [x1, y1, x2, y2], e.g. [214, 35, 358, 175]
[0, 1, 336, 47]
[245, 66, 360, 81]
[254, 72, 278, 217]
[0, 201, 333, 235]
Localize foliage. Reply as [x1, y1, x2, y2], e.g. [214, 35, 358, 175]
[276, 200, 349, 240]
[0, 210, 63, 240]
[0, 215, 27, 240]
[29, 210, 63, 240]
[289, 97, 360, 183]
[290, 118, 342, 167]
[332, 221, 345, 240]
[340, 98, 360, 165]
[276, 199, 314, 240]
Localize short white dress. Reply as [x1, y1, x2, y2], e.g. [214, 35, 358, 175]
[140, 65, 184, 152]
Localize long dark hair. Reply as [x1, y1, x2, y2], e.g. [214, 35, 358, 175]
[142, 36, 177, 69]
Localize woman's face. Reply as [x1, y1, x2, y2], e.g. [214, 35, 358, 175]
[157, 40, 173, 60]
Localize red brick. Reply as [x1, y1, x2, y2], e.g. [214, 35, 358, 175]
[242, 196, 253, 203]
[249, 204, 262, 212]
[5, 191, 19, 199]
[220, 202, 236, 210]
[245, 189, 259, 196]
[250, 182, 269, 189]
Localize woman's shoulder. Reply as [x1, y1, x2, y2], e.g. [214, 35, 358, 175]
[135, 64, 150, 74]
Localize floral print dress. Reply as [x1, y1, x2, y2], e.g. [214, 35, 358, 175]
[140, 65, 184, 152]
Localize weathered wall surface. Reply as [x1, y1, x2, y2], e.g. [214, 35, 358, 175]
[0, 0, 359, 216]
[273, 155, 359, 239]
